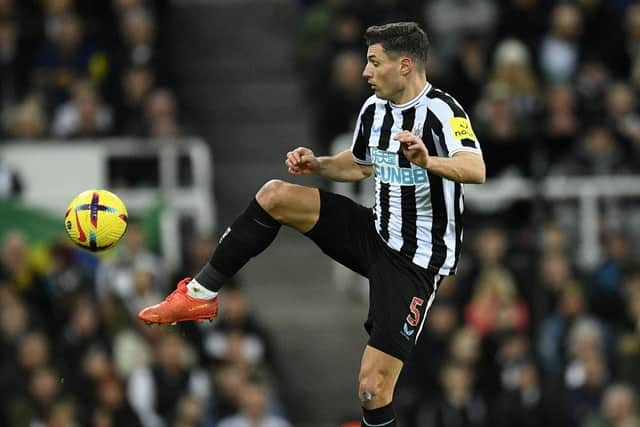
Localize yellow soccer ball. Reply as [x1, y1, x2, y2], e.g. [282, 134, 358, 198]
[64, 189, 128, 251]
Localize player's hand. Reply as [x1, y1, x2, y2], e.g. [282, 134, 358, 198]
[395, 130, 429, 169]
[285, 147, 320, 175]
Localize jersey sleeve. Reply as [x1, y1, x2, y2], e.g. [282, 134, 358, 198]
[432, 94, 482, 157]
[350, 98, 376, 165]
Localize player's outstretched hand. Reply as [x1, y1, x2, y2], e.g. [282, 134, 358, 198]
[395, 130, 429, 169]
[285, 147, 320, 175]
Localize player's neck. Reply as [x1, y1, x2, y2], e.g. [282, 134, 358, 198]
[390, 76, 429, 106]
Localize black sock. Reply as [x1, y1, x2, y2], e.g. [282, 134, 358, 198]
[362, 403, 396, 427]
[195, 198, 281, 291]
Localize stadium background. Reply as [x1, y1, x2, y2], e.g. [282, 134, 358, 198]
[1, 0, 640, 426]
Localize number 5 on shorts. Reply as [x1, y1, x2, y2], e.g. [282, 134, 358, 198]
[406, 297, 425, 327]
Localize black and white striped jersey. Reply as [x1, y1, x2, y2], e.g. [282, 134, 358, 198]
[350, 83, 482, 275]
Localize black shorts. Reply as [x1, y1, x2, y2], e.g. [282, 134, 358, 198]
[305, 190, 442, 362]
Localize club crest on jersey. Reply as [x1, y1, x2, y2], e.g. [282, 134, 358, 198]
[412, 124, 424, 138]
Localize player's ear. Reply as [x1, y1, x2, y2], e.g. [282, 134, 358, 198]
[399, 56, 413, 76]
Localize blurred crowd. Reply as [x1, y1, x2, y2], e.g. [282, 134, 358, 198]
[4, 0, 640, 426]
[295, 1, 640, 426]
[0, 226, 291, 427]
[0, 0, 185, 141]
[297, 0, 640, 178]
[391, 224, 640, 427]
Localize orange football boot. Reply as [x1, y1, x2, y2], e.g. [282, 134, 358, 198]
[138, 278, 218, 325]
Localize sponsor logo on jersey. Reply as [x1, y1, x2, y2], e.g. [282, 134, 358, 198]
[449, 117, 477, 141]
[372, 148, 428, 186]
[374, 164, 429, 185]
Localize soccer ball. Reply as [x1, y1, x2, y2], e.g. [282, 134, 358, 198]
[64, 189, 128, 252]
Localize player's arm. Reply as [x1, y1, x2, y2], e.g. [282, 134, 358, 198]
[285, 148, 373, 182]
[395, 130, 486, 184]
[424, 151, 485, 184]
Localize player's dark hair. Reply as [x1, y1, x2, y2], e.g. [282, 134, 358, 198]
[364, 22, 429, 70]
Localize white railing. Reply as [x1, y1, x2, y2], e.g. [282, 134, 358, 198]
[464, 175, 640, 268]
[330, 165, 640, 271]
[0, 138, 216, 271]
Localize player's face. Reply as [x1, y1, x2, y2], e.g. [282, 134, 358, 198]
[362, 43, 404, 101]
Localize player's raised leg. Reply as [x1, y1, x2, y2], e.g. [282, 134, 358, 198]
[137, 180, 320, 324]
[358, 345, 403, 427]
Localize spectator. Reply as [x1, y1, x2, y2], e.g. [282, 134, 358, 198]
[294, 0, 351, 75]
[425, 0, 497, 67]
[427, 362, 489, 427]
[495, 357, 567, 427]
[465, 268, 530, 337]
[307, 11, 364, 97]
[51, 78, 113, 139]
[0, 328, 51, 413]
[57, 297, 109, 375]
[143, 88, 181, 138]
[488, 38, 541, 119]
[457, 226, 511, 305]
[2, 93, 47, 139]
[583, 383, 640, 427]
[576, 0, 621, 73]
[605, 83, 640, 167]
[47, 399, 79, 427]
[539, 4, 583, 83]
[114, 6, 167, 83]
[396, 300, 459, 425]
[95, 376, 142, 427]
[172, 395, 205, 427]
[95, 222, 166, 327]
[128, 332, 209, 427]
[626, 4, 640, 87]
[6, 366, 65, 426]
[66, 347, 116, 416]
[539, 283, 588, 376]
[114, 65, 154, 135]
[32, 12, 108, 113]
[217, 378, 291, 427]
[474, 38, 541, 176]
[538, 251, 578, 316]
[559, 125, 628, 176]
[0, 18, 29, 118]
[475, 82, 532, 177]
[565, 319, 612, 425]
[445, 34, 489, 111]
[495, 0, 547, 56]
[0, 290, 29, 367]
[0, 230, 50, 317]
[46, 242, 93, 316]
[543, 84, 580, 166]
[41, 0, 75, 43]
[207, 364, 249, 423]
[590, 231, 632, 328]
[200, 286, 275, 370]
[314, 50, 368, 151]
[616, 273, 640, 391]
[0, 156, 22, 198]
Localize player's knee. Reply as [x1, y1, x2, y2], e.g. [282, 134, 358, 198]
[358, 367, 393, 408]
[256, 179, 289, 214]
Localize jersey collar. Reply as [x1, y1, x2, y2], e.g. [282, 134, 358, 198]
[389, 82, 432, 110]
